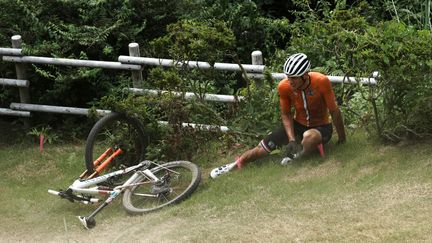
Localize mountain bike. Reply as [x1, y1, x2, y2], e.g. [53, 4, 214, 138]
[49, 112, 201, 229]
[49, 156, 201, 229]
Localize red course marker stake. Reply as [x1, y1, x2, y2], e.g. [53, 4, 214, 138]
[40, 134, 44, 153]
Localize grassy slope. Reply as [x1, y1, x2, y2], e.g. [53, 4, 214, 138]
[0, 131, 431, 242]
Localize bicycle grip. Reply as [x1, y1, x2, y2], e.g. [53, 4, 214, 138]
[48, 189, 60, 195]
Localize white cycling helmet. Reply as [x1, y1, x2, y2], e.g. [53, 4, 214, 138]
[283, 53, 311, 77]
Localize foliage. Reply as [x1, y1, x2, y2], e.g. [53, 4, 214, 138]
[86, 16, 240, 159]
[27, 126, 59, 144]
[1, 0, 432, 145]
[281, 5, 432, 141]
[0, 0, 194, 109]
[148, 19, 238, 95]
[95, 90, 229, 161]
[379, 0, 431, 30]
[229, 76, 280, 144]
[150, 19, 236, 63]
[192, 0, 291, 60]
[356, 22, 432, 141]
[153, 96, 226, 160]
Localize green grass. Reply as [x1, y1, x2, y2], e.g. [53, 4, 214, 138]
[0, 130, 431, 242]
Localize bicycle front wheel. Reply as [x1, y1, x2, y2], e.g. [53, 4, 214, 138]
[122, 160, 201, 214]
[85, 112, 148, 173]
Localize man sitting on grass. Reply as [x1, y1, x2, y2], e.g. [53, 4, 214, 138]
[211, 53, 346, 178]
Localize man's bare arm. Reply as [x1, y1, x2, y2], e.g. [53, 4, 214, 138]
[330, 108, 346, 143]
[281, 112, 296, 142]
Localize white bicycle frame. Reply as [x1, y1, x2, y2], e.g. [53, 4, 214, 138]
[48, 160, 160, 203]
[49, 160, 159, 229]
[49, 159, 187, 229]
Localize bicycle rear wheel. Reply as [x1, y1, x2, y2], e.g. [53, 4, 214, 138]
[122, 160, 201, 214]
[85, 112, 148, 174]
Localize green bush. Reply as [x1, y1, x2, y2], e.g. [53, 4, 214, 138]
[229, 75, 280, 145]
[281, 6, 432, 141]
[357, 22, 432, 141]
[1, 0, 431, 146]
[0, 0, 190, 110]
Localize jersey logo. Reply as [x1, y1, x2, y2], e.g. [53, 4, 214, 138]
[294, 89, 313, 96]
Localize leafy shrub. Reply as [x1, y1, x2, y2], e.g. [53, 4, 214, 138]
[150, 19, 235, 63]
[357, 22, 432, 141]
[280, 6, 432, 141]
[190, 0, 291, 61]
[229, 74, 280, 145]
[94, 89, 229, 161]
[2, 0, 431, 146]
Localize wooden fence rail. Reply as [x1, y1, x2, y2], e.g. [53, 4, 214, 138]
[118, 56, 266, 73]
[0, 47, 22, 56]
[0, 78, 29, 87]
[3, 56, 141, 70]
[1, 35, 379, 132]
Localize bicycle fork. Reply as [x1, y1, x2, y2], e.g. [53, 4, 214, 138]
[78, 190, 119, 229]
[78, 168, 160, 229]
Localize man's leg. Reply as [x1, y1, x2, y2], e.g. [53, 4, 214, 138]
[300, 128, 323, 156]
[210, 145, 268, 178]
[237, 145, 269, 167]
[210, 126, 284, 178]
[236, 125, 288, 166]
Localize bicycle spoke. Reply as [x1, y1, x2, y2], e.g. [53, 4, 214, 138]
[122, 161, 200, 214]
[159, 193, 170, 203]
[132, 193, 157, 197]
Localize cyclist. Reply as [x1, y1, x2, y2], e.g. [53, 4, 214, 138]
[211, 53, 346, 178]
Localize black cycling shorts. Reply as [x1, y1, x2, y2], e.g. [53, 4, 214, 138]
[259, 120, 333, 153]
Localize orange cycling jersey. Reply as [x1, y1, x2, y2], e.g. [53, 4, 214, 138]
[278, 72, 338, 127]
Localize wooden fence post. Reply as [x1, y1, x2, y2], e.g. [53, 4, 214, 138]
[11, 35, 31, 127]
[251, 50, 263, 86]
[11, 35, 30, 104]
[128, 43, 143, 88]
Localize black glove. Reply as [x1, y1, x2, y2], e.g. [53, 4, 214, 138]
[286, 140, 298, 154]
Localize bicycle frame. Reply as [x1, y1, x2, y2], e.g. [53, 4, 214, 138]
[48, 160, 159, 200]
[69, 161, 154, 195]
[48, 159, 165, 229]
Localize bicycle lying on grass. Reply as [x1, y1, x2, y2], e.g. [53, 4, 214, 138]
[49, 112, 201, 229]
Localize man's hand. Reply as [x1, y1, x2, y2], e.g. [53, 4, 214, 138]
[286, 140, 298, 154]
[330, 108, 346, 145]
[337, 137, 346, 144]
[337, 134, 346, 144]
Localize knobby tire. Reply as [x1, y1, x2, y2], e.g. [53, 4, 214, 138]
[85, 112, 148, 173]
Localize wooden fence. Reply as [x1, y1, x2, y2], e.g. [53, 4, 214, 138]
[0, 35, 378, 131]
